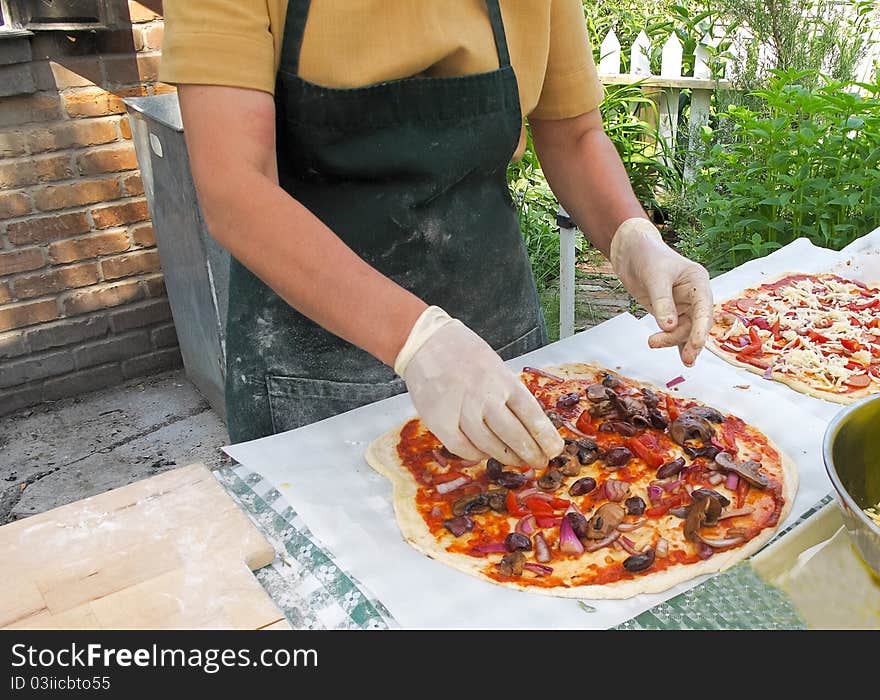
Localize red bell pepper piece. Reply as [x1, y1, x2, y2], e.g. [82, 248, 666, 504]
[524, 496, 554, 516]
[506, 490, 528, 517]
[535, 516, 563, 528]
[735, 478, 750, 509]
[840, 338, 861, 353]
[807, 329, 829, 343]
[665, 395, 679, 421]
[736, 342, 763, 358]
[550, 497, 571, 510]
[627, 435, 664, 469]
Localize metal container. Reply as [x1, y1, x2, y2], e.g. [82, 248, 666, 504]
[823, 394, 880, 576]
[123, 93, 229, 419]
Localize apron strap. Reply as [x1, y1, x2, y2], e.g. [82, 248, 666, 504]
[279, 0, 512, 76]
[485, 0, 512, 69]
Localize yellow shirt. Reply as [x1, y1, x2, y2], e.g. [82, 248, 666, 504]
[160, 0, 605, 158]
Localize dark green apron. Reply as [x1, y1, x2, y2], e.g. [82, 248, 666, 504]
[225, 0, 547, 442]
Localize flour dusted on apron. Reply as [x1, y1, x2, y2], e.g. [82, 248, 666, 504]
[225, 0, 546, 441]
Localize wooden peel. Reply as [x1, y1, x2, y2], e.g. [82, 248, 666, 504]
[0, 463, 290, 630]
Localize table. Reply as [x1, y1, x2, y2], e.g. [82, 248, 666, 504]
[217, 231, 880, 629]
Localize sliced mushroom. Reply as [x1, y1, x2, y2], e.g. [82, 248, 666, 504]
[668, 411, 714, 445]
[560, 458, 582, 477]
[498, 551, 526, 576]
[686, 406, 725, 423]
[589, 399, 619, 419]
[485, 489, 508, 513]
[576, 439, 600, 465]
[556, 392, 581, 409]
[544, 410, 564, 428]
[586, 502, 626, 539]
[452, 492, 490, 516]
[586, 383, 608, 402]
[497, 471, 528, 490]
[537, 468, 564, 492]
[684, 495, 711, 542]
[714, 452, 770, 489]
[690, 488, 731, 510]
[642, 387, 660, 409]
[599, 420, 638, 437]
[648, 408, 669, 430]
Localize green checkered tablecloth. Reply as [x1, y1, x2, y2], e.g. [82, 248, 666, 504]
[217, 463, 831, 630]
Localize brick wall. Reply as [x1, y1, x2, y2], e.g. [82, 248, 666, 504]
[0, 1, 182, 417]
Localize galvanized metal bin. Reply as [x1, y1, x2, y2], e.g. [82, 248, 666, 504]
[124, 93, 229, 419]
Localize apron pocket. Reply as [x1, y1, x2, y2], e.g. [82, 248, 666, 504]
[495, 325, 545, 361]
[266, 375, 406, 433]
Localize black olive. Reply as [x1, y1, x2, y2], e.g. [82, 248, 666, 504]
[497, 471, 527, 490]
[683, 444, 720, 460]
[504, 532, 532, 552]
[548, 455, 568, 469]
[565, 511, 590, 538]
[604, 446, 632, 468]
[669, 506, 689, 518]
[452, 493, 490, 516]
[486, 458, 503, 481]
[642, 387, 660, 409]
[602, 373, 620, 389]
[625, 496, 646, 516]
[656, 457, 687, 479]
[556, 392, 581, 409]
[577, 447, 599, 466]
[537, 468, 564, 491]
[605, 421, 638, 437]
[498, 551, 526, 577]
[486, 489, 507, 513]
[648, 408, 668, 430]
[568, 476, 597, 496]
[442, 515, 474, 537]
[623, 548, 656, 573]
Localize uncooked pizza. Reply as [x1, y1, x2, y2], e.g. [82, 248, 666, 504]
[366, 363, 796, 599]
[708, 272, 880, 403]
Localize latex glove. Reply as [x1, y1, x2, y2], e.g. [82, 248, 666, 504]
[395, 306, 564, 466]
[610, 217, 713, 367]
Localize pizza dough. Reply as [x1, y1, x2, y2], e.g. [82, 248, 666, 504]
[366, 363, 797, 599]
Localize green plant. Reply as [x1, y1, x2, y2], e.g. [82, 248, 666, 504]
[681, 69, 880, 273]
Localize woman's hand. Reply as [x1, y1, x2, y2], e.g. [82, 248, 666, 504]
[395, 307, 564, 466]
[610, 218, 713, 366]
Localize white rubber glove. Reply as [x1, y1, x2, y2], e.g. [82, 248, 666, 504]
[610, 217, 713, 367]
[395, 306, 564, 466]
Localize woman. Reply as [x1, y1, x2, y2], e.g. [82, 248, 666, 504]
[160, 0, 712, 466]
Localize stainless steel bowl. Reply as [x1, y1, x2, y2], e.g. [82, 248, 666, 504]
[823, 394, 880, 577]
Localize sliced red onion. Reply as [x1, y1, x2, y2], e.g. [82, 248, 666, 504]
[523, 562, 554, 576]
[470, 542, 507, 555]
[535, 516, 563, 528]
[523, 366, 564, 383]
[647, 484, 664, 504]
[605, 478, 631, 502]
[699, 535, 745, 548]
[707, 472, 725, 486]
[696, 542, 714, 559]
[738, 336, 749, 347]
[619, 535, 640, 555]
[718, 506, 755, 520]
[617, 519, 647, 532]
[656, 537, 669, 558]
[762, 365, 774, 379]
[432, 448, 447, 468]
[584, 530, 620, 552]
[558, 514, 585, 555]
[561, 419, 591, 438]
[666, 375, 685, 388]
[518, 487, 540, 499]
[725, 472, 739, 490]
[435, 476, 470, 494]
[662, 478, 684, 493]
[459, 458, 481, 467]
[516, 515, 537, 536]
[534, 532, 552, 563]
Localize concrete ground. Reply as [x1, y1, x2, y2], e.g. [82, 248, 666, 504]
[0, 267, 634, 523]
[0, 369, 229, 524]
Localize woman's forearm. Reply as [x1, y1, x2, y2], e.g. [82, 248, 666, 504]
[530, 111, 646, 256]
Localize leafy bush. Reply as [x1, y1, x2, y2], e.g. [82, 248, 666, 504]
[680, 69, 880, 273]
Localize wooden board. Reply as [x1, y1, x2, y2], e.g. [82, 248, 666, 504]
[0, 463, 290, 630]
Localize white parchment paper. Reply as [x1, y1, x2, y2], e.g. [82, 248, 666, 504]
[224, 230, 880, 629]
